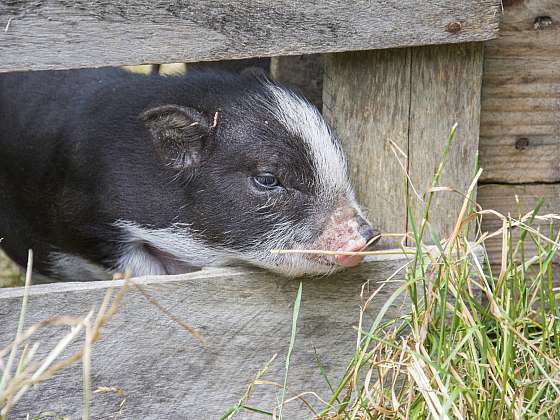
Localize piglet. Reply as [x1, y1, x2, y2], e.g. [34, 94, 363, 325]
[0, 68, 379, 281]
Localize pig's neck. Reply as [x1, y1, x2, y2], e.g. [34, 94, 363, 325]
[113, 220, 235, 277]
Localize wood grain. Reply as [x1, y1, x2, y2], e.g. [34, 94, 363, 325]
[478, 183, 560, 264]
[324, 44, 484, 245]
[271, 55, 324, 110]
[0, 255, 413, 419]
[0, 1, 502, 72]
[479, 0, 560, 183]
[408, 43, 484, 241]
[323, 49, 412, 248]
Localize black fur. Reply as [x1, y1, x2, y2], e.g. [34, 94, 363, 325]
[0, 68, 329, 278]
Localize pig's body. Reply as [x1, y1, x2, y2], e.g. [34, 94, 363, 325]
[0, 68, 378, 281]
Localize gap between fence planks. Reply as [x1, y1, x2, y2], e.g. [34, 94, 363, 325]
[0, 1, 501, 72]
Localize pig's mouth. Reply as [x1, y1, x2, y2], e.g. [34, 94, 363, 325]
[280, 204, 382, 275]
[270, 233, 381, 276]
[314, 234, 380, 267]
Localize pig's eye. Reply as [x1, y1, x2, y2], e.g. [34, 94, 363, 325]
[252, 173, 281, 190]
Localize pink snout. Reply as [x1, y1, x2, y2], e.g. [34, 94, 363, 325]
[335, 224, 380, 267]
[314, 205, 380, 268]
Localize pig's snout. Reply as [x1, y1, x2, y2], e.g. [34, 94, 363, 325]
[334, 215, 380, 268]
[314, 207, 380, 269]
[359, 222, 380, 246]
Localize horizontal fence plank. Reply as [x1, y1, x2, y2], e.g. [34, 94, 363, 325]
[478, 0, 560, 184]
[479, 134, 560, 184]
[478, 183, 560, 264]
[0, 1, 501, 72]
[0, 255, 414, 418]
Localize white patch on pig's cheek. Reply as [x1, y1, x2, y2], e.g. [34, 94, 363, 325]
[240, 219, 339, 276]
[115, 219, 339, 277]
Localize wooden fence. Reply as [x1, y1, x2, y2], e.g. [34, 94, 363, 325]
[272, 0, 560, 271]
[1, 255, 410, 418]
[0, 1, 506, 417]
[477, 0, 560, 271]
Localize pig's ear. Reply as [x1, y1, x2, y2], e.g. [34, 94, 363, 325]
[140, 105, 211, 169]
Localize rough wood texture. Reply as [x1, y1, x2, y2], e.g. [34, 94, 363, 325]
[271, 55, 324, 110]
[479, 0, 560, 183]
[323, 49, 411, 248]
[0, 255, 412, 419]
[408, 43, 484, 241]
[0, 1, 502, 72]
[324, 44, 484, 245]
[478, 183, 560, 264]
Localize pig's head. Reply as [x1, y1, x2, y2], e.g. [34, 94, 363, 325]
[122, 73, 380, 277]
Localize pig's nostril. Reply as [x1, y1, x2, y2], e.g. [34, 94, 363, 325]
[360, 226, 381, 246]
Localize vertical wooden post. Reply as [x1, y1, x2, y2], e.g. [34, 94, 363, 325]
[323, 44, 484, 245]
[271, 55, 324, 110]
[408, 43, 484, 241]
[323, 50, 411, 248]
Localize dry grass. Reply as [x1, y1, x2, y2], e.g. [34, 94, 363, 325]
[0, 260, 204, 419]
[1, 126, 559, 418]
[0, 249, 23, 288]
[0, 251, 128, 420]
[230, 126, 560, 419]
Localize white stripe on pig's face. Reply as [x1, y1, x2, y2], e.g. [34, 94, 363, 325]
[264, 84, 352, 203]
[116, 76, 379, 278]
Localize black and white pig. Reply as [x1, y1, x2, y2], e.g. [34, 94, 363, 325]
[0, 68, 379, 282]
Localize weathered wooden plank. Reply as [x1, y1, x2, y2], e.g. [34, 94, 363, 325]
[324, 44, 484, 245]
[478, 135, 560, 184]
[478, 183, 560, 264]
[0, 1, 502, 72]
[322, 49, 412, 248]
[408, 42, 484, 242]
[271, 55, 324, 110]
[0, 255, 412, 419]
[479, 0, 560, 183]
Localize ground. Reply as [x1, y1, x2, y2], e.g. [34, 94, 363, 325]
[0, 250, 23, 287]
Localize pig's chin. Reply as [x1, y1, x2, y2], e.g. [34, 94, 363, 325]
[250, 254, 348, 278]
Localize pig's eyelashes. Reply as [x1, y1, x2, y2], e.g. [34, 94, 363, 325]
[252, 173, 282, 191]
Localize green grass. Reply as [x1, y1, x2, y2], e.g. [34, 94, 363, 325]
[314, 129, 560, 418]
[312, 214, 559, 418]
[2, 126, 559, 418]
[228, 126, 560, 418]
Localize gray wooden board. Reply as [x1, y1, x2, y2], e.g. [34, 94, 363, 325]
[323, 49, 411, 249]
[0, 255, 412, 419]
[323, 43, 484, 246]
[0, 1, 502, 72]
[479, 0, 560, 184]
[478, 183, 560, 265]
[408, 42, 484, 242]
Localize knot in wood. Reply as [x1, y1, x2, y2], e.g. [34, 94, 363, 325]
[534, 16, 553, 30]
[446, 21, 463, 34]
[515, 137, 530, 151]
